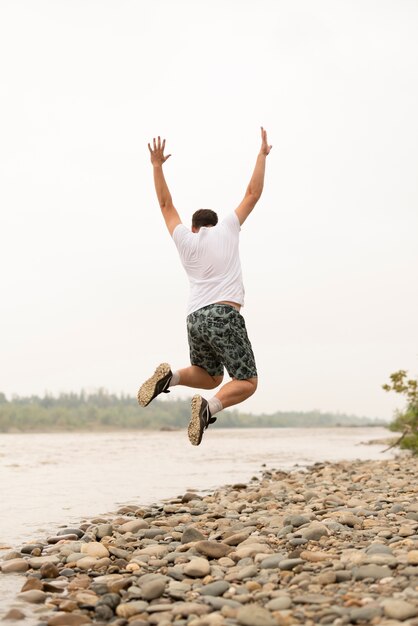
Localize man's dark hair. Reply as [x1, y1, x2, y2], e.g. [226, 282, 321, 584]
[192, 209, 218, 229]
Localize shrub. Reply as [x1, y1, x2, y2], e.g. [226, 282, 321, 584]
[383, 370, 418, 453]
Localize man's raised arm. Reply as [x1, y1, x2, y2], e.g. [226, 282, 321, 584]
[148, 136, 181, 235]
[235, 127, 272, 226]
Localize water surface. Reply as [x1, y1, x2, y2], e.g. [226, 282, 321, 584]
[0, 427, 393, 619]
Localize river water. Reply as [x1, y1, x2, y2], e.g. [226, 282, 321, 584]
[0, 427, 394, 618]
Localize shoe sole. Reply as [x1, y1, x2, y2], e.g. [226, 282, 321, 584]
[137, 362, 171, 407]
[188, 394, 204, 446]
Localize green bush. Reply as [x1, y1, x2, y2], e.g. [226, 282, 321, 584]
[383, 370, 418, 453]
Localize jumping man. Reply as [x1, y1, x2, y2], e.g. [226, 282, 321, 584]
[138, 128, 272, 445]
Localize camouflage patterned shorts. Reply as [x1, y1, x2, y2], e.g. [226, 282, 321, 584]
[186, 304, 257, 380]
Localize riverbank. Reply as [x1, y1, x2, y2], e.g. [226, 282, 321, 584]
[2, 455, 418, 626]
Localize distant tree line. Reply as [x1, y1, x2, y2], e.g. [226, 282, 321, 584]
[0, 390, 385, 433]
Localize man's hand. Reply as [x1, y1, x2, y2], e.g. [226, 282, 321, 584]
[260, 126, 272, 156]
[148, 136, 171, 167]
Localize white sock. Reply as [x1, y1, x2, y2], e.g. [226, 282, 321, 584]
[208, 396, 223, 416]
[169, 371, 180, 387]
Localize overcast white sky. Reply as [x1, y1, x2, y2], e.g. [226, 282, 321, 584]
[1, 0, 417, 420]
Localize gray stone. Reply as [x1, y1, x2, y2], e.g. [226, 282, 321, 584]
[28, 556, 60, 569]
[283, 514, 310, 528]
[182, 491, 202, 503]
[199, 580, 230, 596]
[141, 528, 167, 539]
[353, 564, 392, 580]
[259, 553, 284, 569]
[60, 568, 75, 577]
[402, 566, 418, 576]
[293, 594, 329, 604]
[366, 544, 393, 555]
[95, 524, 113, 539]
[383, 599, 418, 620]
[141, 578, 167, 600]
[349, 605, 382, 622]
[96, 593, 121, 609]
[234, 565, 258, 580]
[181, 526, 206, 544]
[47, 534, 79, 544]
[57, 527, 84, 538]
[108, 546, 130, 560]
[94, 605, 114, 621]
[265, 596, 292, 610]
[289, 538, 308, 546]
[278, 558, 304, 570]
[202, 595, 242, 609]
[237, 604, 277, 626]
[20, 544, 44, 554]
[277, 525, 293, 538]
[167, 581, 192, 600]
[300, 523, 329, 541]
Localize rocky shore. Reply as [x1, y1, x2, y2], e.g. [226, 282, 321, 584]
[2, 456, 418, 626]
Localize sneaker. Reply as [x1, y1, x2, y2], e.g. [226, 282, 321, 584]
[137, 363, 172, 407]
[188, 395, 217, 446]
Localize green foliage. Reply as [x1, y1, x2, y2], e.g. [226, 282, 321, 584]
[0, 389, 385, 433]
[383, 370, 418, 453]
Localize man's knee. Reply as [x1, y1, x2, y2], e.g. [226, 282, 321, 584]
[211, 374, 224, 388]
[247, 377, 258, 396]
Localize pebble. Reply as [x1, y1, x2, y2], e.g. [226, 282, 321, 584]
[199, 580, 230, 596]
[0, 559, 29, 574]
[184, 557, 211, 577]
[80, 542, 109, 558]
[407, 550, 418, 565]
[181, 526, 206, 543]
[118, 519, 148, 533]
[278, 558, 304, 570]
[17, 590, 47, 603]
[259, 554, 284, 568]
[353, 564, 392, 580]
[237, 605, 277, 626]
[39, 562, 60, 579]
[28, 556, 60, 569]
[195, 540, 231, 559]
[48, 613, 91, 625]
[3, 456, 418, 626]
[265, 596, 292, 610]
[2, 608, 26, 620]
[57, 527, 84, 538]
[116, 601, 148, 618]
[141, 578, 167, 600]
[382, 599, 418, 620]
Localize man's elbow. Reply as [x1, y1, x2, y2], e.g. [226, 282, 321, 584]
[246, 190, 262, 205]
[160, 200, 174, 212]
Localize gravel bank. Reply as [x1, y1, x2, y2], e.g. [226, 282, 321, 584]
[2, 456, 418, 626]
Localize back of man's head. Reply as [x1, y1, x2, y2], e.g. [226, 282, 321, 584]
[192, 209, 218, 229]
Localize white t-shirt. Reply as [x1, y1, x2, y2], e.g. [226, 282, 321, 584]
[172, 212, 245, 316]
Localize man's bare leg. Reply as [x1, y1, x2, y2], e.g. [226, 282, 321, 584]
[176, 365, 223, 390]
[187, 377, 258, 446]
[214, 377, 258, 409]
